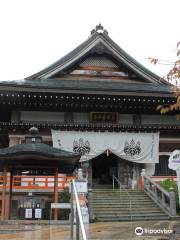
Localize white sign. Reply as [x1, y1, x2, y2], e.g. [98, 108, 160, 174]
[169, 149, 180, 205]
[169, 150, 180, 171]
[75, 181, 87, 193]
[81, 207, 89, 224]
[25, 208, 32, 219]
[51, 203, 71, 209]
[35, 208, 42, 219]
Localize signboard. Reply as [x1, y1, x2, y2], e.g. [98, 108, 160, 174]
[90, 112, 118, 123]
[25, 208, 32, 219]
[169, 150, 180, 205]
[51, 203, 71, 209]
[75, 181, 87, 193]
[35, 208, 42, 219]
[169, 150, 180, 171]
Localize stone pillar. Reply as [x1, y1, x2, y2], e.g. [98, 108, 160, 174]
[145, 163, 155, 176]
[169, 188, 176, 216]
[139, 168, 146, 192]
[77, 168, 83, 180]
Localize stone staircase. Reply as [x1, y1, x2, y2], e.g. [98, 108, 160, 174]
[91, 189, 170, 221]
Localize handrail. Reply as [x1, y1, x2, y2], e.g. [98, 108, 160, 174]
[143, 175, 176, 217]
[112, 175, 133, 233]
[70, 180, 87, 240]
[112, 175, 121, 191]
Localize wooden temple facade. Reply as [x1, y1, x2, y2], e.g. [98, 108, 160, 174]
[0, 24, 179, 220]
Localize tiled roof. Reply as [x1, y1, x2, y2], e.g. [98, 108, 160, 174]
[0, 143, 80, 172]
[25, 27, 169, 86]
[0, 78, 173, 95]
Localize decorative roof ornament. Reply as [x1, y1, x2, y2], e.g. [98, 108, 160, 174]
[90, 23, 108, 36]
[25, 127, 42, 143]
[29, 126, 39, 135]
[96, 23, 104, 32]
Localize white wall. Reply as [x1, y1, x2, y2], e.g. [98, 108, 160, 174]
[74, 113, 89, 123]
[20, 111, 64, 123]
[118, 114, 133, 125]
[141, 115, 180, 125]
[11, 111, 20, 122]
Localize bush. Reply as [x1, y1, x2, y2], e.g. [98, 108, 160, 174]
[58, 188, 70, 203]
[50, 188, 71, 220]
[58, 188, 71, 220]
[159, 179, 179, 210]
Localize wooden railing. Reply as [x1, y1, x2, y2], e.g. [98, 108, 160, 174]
[0, 175, 75, 190]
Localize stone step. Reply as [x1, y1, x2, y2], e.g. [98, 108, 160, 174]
[92, 201, 155, 204]
[93, 210, 164, 214]
[92, 205, 158, 210]
[92, 189, 142, 191]
[92, 193, 149, 196]
[92, 199, 154, 203]
[92, 189, 142, 192]
[97, 214, 170, 221]
[92, 191, 143, 194]
[95, 212, 168, 216]
[91, 189, 169, 222]
[92, 197, 150, 200]
[93, 196, 149, 198]
[93, 191, 146, 193]
[92, 194, 150, 197]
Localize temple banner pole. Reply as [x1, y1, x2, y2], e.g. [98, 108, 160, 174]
[8, 170, 13, 220]
[1, 164, 7, 222]
[54, 167, 58, 220]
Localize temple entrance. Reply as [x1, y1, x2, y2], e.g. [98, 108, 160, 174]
[91, 152, 139, 189]
[92, 153, 118, 188]
[118, 158, 133, 189]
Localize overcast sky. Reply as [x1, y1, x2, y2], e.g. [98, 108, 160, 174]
[0, 0, 179, 81]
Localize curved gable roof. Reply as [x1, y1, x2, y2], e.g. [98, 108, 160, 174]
[26, 25, 169, 86]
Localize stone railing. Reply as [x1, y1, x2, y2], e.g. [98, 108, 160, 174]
[143, 175, 176, 217]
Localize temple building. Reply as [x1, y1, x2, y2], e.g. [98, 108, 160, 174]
[0, 24, 179, 220]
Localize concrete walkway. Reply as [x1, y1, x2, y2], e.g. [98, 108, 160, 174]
[0, 220, 179, 240]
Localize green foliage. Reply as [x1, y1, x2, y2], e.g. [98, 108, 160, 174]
[58, 188, 70, 203]
[159, 179, 179, 210]
[58, 188, 71, 220]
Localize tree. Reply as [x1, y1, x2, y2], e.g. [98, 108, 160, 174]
[149, 42, 180, 116]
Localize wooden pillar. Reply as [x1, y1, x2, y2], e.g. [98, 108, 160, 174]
[8, 170, 13, 220]
[88, 161, 92, 188]
[1, 164, 7, 222]
[54, 167, 58, 220]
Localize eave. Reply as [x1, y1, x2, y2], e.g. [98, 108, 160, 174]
[0, 89, 176, 113]
[0, 78, 175, 96]
[0, 122, 180, 135]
